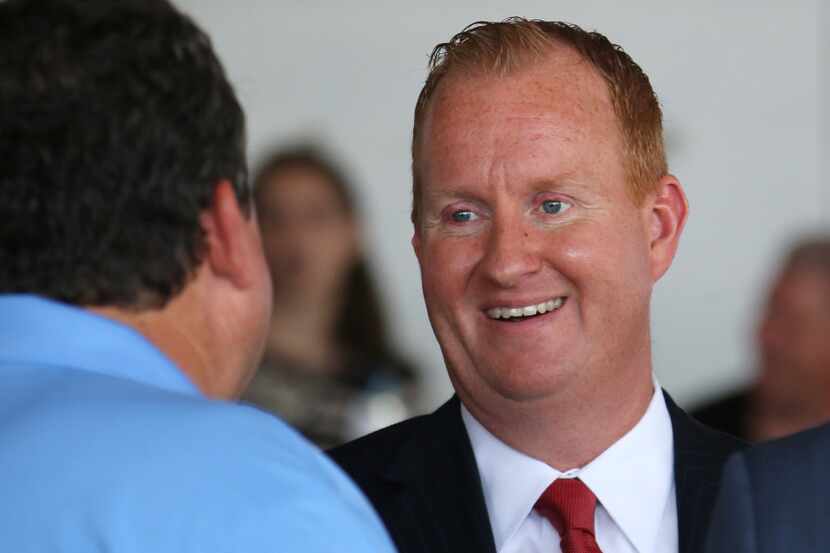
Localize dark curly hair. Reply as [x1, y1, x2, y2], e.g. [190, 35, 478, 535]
[0, 0, 250, 309]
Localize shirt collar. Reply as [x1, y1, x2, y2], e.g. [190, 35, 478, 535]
[461, 378, 674, 553]
[461, 405, 558, 551]
[0, 294, 199, 396]
[577, 382, 674, 553]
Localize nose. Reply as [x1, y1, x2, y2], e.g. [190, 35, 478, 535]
[478, 214, 542, 288]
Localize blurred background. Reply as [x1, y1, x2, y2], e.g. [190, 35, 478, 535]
[176, 1, 828, 425]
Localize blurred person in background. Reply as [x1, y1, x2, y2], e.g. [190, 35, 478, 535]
[0, 1, 396, 551]
[243, 146, 418, 448]
[693, 236, 830, 441]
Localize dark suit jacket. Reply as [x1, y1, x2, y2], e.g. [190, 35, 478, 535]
[691, 388, 751, 441]
[705, 423, 830, 553]
[330, 392, 745, 553]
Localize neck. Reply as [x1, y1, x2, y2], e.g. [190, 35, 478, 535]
[749, 365, 830, 440]
[749, 391, 830, 441]
[460, 366, 655, 471]
[266, 288, 344, 368]
[89, 292, 233, 399]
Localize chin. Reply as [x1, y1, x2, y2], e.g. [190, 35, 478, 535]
[456, 358, 580, 405]
[491, 377, 570, 403]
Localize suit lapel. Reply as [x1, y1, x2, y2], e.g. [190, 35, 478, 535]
[366, 392, 741, 553]
[665, 391, 746, 553]
[382, 397, 497, 553]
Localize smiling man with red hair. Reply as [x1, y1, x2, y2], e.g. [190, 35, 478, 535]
[332, 18, 745, 553]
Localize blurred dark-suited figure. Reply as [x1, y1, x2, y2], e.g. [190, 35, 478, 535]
[242, 146, 418, 448]
[693, 237, 830, 441]
[705, 422, 830, 553]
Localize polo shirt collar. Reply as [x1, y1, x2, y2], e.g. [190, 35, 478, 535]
[0, 294, 199, 396]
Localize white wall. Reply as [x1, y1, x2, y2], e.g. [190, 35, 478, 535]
[178, 1, 823, 410]
[822, 1, 830, 219]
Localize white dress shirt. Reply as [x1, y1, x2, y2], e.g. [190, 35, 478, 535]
[461, 380, 677, 553]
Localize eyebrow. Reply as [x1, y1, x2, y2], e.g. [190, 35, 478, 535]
[421, 167, 600, 205]
[525, 170, 585, 189]
[420, 182, 487, 203]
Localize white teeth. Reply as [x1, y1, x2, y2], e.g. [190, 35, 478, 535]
[485, 297, 566, 320]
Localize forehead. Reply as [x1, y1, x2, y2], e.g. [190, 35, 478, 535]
[418, 48, 622, 187]
[775, 268, 830, 303]
[257, 167, 340, 209]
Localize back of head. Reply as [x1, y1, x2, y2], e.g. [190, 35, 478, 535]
[0, 0, 249, 310]
[411, 18, 667, 225]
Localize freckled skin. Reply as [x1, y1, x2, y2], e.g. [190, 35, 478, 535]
[413, 48, 684, 467]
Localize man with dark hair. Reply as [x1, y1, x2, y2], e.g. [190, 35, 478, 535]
[0, 1, 395, 551]
[331, 18, 744, 553]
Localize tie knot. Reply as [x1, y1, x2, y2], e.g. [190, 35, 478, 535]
[535, 477, 597, 536]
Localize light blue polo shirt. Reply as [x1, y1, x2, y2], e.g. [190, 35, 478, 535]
[0, 294, 396, 552]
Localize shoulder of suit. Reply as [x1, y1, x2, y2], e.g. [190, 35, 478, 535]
[664, 389, 748, 456]
[328, 410, 434, 474]
[741, 422, 830, 470]
[685, 412, 749, 454]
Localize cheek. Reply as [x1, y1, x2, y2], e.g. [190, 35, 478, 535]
[298, 224, 355, 269]
[263, 240, 284, 267]
[421, 238, 482, 300]
[261, 233, 290, 266]
[557, 222, 653, 305]
[316, 235, 352, 266]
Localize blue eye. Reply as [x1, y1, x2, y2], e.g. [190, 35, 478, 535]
[540, 199, 571, 215]
[451, 210, 478, 223]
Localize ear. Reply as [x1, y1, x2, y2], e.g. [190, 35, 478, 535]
[200, 180, 259, 289]
[412, 228, 423, 262]
[646, 175, 688, 281]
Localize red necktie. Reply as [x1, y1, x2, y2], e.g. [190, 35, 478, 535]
[534, 478, 604, 553]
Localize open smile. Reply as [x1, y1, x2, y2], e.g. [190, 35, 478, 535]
[485, 296, 567, 321]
